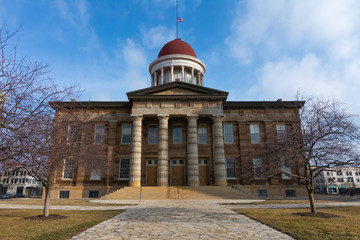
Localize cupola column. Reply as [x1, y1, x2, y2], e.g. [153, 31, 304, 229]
[151, 74, 154, 87]
[157, 114, 169, 186]
[154, 71, 158, 86]
[181, 65, 185, 82]
[197, 72, 201, 86]
[212, 115, 227, 186]
[187, 114, 199, 186]
[161, 68, 164, 85]
[129, 115, 143, 187]
[191, 68, 195, 84]
[171, 66, 174, 82]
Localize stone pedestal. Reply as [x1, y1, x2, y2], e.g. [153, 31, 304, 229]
[187, 114, 199, 186]
[157, 114, 169, 186]
[129, 115, 142, 187]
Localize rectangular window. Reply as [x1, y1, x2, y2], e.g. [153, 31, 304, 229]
[253, 157, 263, 179]
[173, 125, 183, 144]
[148, 125, 158, 144]
[224, 124, 234, 143]
[285, 189, 296, 197]
[88, 190, 99, 198]
[119, 158, 130, 179]
[94, 124, 105, 143]
[121, 124, 132, 144]
[62, 159, 74, 179]
[198, 126, 207, 144]
[90, 169, 101, 180]
[226, 158, 236, 178]
[250, 124, 260, 144]
[276, 124, 286, 142]
[257, 189, 267, 197]
[281, 158, 291, 179]
[59, 191, 70, 199]
[67, 125, 80, 143]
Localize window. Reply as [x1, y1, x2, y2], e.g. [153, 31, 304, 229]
[88, 190, 99, 198]
[281, 158, 291, 179]
[59, 191, 70, 198]
[121, 124, 132, 144]
[62, 159, 74, 180]
[119, 159, 130, 179]
[337, 172, 342, 176]
[276, 124, 286, 142]
[257, 189, 267, 197]
[94, 124, 105, 143]
[148, 125, 158, 144]
[285, 189, 296, 197]
[90, 169, 101, 180]
[250, 124, 260, 143]
[67, 125, 80, 143]
[226, 158, 236, 178]
[173, 125, 183, 144]
[224, 124, 234, 143]
[253, 157, 263, 179]
[198, 126, 207, 144]
[327, 172, 330, 176]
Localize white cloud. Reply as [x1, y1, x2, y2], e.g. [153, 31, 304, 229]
[120, 39, 148, 90]
[226, 0, 360, 114]
[141, 26, 175, 49]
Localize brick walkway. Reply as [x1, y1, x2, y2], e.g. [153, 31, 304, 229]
[70, 200, 293, 240]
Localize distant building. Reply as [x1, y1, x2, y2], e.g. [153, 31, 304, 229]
[314, 167, 360, 194]
[0, 164, 43, 197]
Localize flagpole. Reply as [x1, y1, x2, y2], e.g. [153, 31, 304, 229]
[176, 0, 178, 39]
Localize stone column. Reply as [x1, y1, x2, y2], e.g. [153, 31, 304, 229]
[187, 114, 199, 186]
[161, 68, 164, 85]
[171, 66, 174, 82]
[129, 115, 142, 187]
[157, 114, 169, 186]
[181, 65, 185, 82]
[191, 68, 194, 84]
[212, 115, 227, 186]
[151, 74, 154, 87]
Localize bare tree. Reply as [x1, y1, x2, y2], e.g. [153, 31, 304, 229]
[0, 26, 83, 217]
[264, 96, 360, 213]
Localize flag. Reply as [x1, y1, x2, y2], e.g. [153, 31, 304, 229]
[177, 18, 183, 22]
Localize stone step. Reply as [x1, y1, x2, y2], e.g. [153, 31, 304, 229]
[101, 186, 254, 200]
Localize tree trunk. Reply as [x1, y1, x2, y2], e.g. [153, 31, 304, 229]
[307, 187, 316, 214]
[43, 187, 50, 217]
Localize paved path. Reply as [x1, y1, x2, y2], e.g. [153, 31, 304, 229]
[70, 200, 293, 240]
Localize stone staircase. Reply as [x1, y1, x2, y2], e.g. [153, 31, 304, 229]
[101, 186, 254, 200]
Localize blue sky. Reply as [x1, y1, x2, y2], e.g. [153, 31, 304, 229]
[1, 0, 360, 115]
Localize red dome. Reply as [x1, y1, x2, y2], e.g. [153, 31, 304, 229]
[158, 39, 197, 58]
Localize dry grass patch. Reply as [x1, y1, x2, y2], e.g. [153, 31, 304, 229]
[0, 198, 136, 206]
[234, 207, 360, 240]
[0, 209, 124, 240]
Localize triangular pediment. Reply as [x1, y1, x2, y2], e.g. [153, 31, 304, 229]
[127, 81, 228, 101]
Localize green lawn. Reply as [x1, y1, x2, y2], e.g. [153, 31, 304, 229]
[234, 207, 360, 240]
[0, 209, 124, 240]
[0, 198, 137, 206]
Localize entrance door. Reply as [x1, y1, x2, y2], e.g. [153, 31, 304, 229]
[146, 160, 158, 186]
[199, 159, 209, 185]
[16, 187, 24, 195]
[170, 159, 185, 186]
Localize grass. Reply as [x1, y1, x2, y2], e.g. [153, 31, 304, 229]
[234, 207, 360, 240]
[0, 198, 137, 206]
[220, 199, 335, 205]
[0, 209, 125, 240]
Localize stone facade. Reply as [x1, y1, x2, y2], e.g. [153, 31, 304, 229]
[49, 39, 306, 199]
